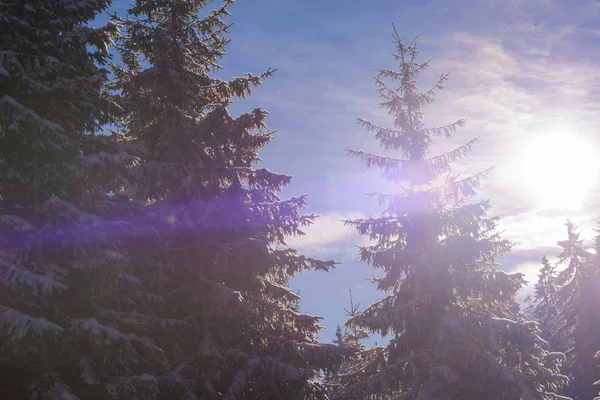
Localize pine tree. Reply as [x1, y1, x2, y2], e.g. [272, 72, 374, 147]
[0, 1, 167, 398]
[326, 291, 370, 397]
[339, 291, 371, 351]
[335, 31, 568, 400]
[108, 1, 349, 398]
[527, 255, 559, 343]
[552, 221, 600, 399]
[0, 0, 120, 213]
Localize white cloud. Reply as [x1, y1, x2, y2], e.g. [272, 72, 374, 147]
[286, 211, 368, 260]
[226, 0, 600, 315]
[509, 261, 541, 304]
[414, 29, 600, 221]
[282, 25, 600, 287]
[500, 210, 597, 251]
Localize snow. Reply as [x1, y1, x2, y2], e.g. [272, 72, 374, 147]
[72, 318, 166, 362]
[74, 318, 136, 342]
[0, 257, 68, 296]
[223, 369, 247, 400]
[0, 305, 64, 342]
[295, 313, 319, 325]
[105, 374, 160, 400]
[95, 250, 128, 263]
[43, 197, 101, 224]
[79, 355, 100, 385]
[43, 383, 80, 400]
[0, 95, 64, 132]
[0, 215, 34, 233]
[158, 370, 198, 400]
[195, 279, 244, 308]
[263, 279, 302, 302]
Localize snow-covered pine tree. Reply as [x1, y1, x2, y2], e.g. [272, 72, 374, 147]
[109, 1, 349, 398]
[527, 255, 559, 344]
[0, 0, 120, 212]
[335, 31, 568, 399]
[326, 291, 370, 397]
[0, 1, 174, 398]
[552, 221, 600, 399]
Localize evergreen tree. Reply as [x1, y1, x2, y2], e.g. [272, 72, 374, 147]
[552, 221, 600, 399]
[335, 31, 568, 400]
[0, 0, 120, 213]
[338, 291, 370, 351]
[108, 0, 349, 398]
[0, 1, 165, 398]
[326, 291, 369, 397]
[527, 255, 559, 344]
[0, 0, 348, 397]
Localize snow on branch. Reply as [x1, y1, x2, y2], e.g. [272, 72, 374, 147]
[223, 356, 314, 400]
[70, 318, 170, 373]
[0, 215, 34, 233]
[0, 256, 68, 298]
[424, 118, 467, 138]
[0, 306, 63, 345]
[0, 95, 64, 132]
[105, 374, 160, 400]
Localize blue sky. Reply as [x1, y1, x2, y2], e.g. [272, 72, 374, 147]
[102, 0, 600, 343]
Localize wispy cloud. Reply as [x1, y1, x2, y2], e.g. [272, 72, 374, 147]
[284, 22, 600, 304]
[286, 211, 368, 261]
[500, 211, 597, 251]
[411, 27, 600, 223]
[221, 0, 600, 321]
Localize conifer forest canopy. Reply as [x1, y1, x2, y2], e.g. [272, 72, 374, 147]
[1, 1, 600, 399]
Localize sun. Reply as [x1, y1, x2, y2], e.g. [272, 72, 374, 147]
[520, 132, 599, 210]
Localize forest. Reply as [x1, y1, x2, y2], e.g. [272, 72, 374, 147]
[1, 0, 599, 399]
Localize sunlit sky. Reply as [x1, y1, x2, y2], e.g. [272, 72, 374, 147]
[104, 0, 600, 342]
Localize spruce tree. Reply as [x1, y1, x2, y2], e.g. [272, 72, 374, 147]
[108, 1, 348, 398]
[335, 31, 568, 399]
[0, 0, 347, 397]
[527, 255, 559, 344]
[326, 291, 370, 397]
[552, 222, 600, 399]
[0, 1, 167, 398]
[0, 0, 119, 212]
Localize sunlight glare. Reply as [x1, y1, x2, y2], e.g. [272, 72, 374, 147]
[520, 132, 598, 210]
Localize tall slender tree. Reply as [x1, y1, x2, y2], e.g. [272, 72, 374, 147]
[527, 255, 559, 343]
[326, 291, 370, 397]
[335, 31, 568, 399]
[108, 1, 349, 398]
[551, 221, 600, 399]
